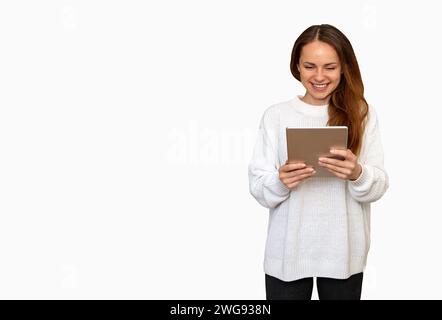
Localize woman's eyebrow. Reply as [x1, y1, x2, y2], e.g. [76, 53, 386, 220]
[304, 62, 338, 66]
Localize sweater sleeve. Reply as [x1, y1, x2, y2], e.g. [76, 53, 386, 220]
[348, 106, 389, 203]
[248, 107, 290, 209]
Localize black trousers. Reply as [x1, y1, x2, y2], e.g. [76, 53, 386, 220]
[265, 272, 363, 300]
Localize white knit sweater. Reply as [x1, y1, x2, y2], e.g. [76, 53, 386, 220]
[248, 95, 389, 281]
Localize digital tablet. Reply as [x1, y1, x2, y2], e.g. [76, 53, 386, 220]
[286, 126, 348, 178]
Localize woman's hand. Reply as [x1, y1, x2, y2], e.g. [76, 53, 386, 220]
[318, 149, 362, 181]
[279, 161, 316, 189]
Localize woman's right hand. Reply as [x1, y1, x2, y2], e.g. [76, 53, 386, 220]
[278, 161, 316, 189]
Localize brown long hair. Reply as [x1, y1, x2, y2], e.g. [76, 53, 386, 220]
[290, 24, 369, 156]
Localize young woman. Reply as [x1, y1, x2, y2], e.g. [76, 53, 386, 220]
[248, 24, 389, 300]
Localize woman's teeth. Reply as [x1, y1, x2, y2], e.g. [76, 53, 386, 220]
[312, 83, 328, 88]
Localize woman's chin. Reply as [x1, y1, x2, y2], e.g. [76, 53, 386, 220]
[308, 91, 331, 101]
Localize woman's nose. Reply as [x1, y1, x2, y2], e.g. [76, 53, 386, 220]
[314, 69, 326, 81]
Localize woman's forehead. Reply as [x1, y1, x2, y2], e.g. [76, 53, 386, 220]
[300, 41, 339, 63]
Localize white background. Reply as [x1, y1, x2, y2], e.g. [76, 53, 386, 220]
[0, 0, 440, 299]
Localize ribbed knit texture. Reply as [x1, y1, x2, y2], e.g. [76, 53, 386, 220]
[248, 96, 389, 281]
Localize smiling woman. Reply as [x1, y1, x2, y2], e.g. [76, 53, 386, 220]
[248, 24, 389, 301]
[290, 25, 368, 157]
[297, 42, 342, 104]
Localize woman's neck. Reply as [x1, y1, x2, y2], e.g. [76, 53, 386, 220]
[301, 93, 330, 106]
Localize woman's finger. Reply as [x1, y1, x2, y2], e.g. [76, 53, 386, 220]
[318, 157, 355, 169]
[329, 148, 350, 160]
[318, 161, 352, 176]
[324, 167, 348, 180]
[286, 171, 315, 186]
[282, 162, 307, 172]
[283, 167, 315, 178]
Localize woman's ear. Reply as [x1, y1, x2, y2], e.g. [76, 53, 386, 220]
[297, 64, 300, 72]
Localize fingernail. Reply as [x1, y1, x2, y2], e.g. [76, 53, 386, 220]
[330, 149, 335, 153]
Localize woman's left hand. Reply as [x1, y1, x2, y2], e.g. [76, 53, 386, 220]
[318, 149, 362, 181]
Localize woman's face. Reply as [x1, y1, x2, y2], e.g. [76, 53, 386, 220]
[297, 40, 342, 106]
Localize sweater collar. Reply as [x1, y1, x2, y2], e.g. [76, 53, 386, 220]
[290, 95, 329, 117]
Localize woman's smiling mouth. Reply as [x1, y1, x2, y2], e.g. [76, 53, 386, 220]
[311, 82, 330, 91]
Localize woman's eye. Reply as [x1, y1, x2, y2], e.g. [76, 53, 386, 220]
[326, 68, 336, 70]
[304, 66, 313, 69]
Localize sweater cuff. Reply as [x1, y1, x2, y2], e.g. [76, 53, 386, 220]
[349, 164, 371, 187]
[269, 171, 291, 195]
